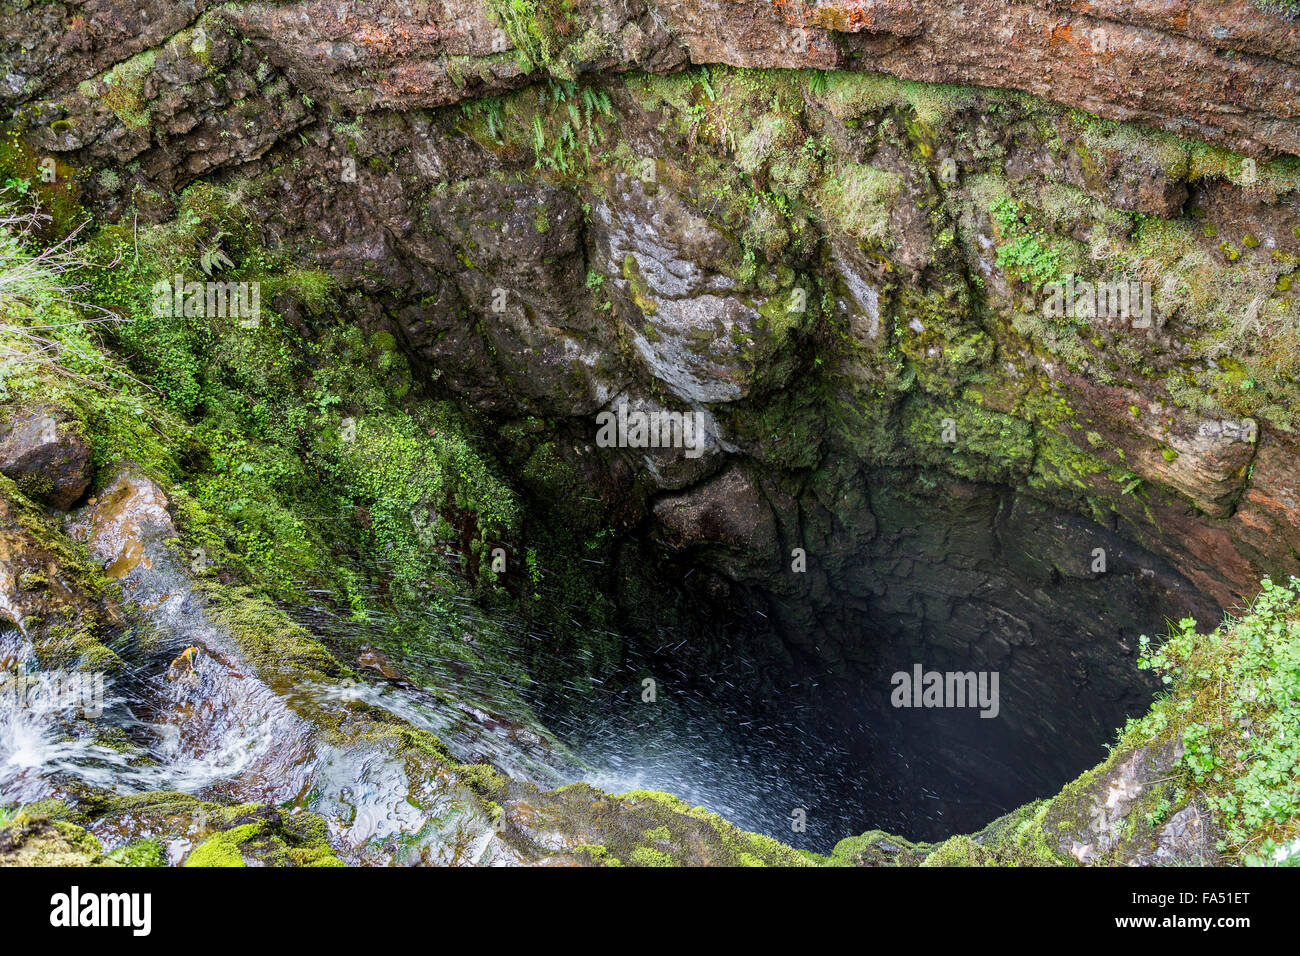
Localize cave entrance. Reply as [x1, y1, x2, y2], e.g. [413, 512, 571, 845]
[531, 483, 1221, 852]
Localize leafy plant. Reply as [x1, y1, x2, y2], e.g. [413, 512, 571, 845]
[198, 231, 234, 275]
[1119, 471, 1145, 495]
[990, 197, 1063, 290]
[1135, 578, 1300, 859]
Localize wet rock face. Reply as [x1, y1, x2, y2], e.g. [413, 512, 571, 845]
[0, 478, 121, 673]
[652, 465, 780, 565]
[0, 406, 92, 510]
[71, 467, 176, 582]
[410, 175, 622, 415]
[592, 173, 794, 405]
[0, 0, 220, 106]
[219, 0, 688, 113]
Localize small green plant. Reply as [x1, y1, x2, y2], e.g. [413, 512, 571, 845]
[1135, 578, 1300, 859]
[1245, 837, 1300, 866]
[522, 79, 613, 172]
[490, 0, 552, 73]
[1119, 471, 1145, 495]
[460, 98, 505, 143]
[1181, 723, 1216, 780]
[1145, 798, 1172, 827]
[198, 231, 235, 275]
[525, 546, 543, 599]
[989, 197, 1063, 290]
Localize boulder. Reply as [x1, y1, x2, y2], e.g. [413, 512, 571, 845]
[0, 406, 93, 510]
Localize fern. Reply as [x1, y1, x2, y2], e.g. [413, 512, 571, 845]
[531, 114, 546, 167]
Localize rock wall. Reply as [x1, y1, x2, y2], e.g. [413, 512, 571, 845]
[5, 0, 1298, 151]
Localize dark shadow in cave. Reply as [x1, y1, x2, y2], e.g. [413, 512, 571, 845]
[531, 481, 1223, 852]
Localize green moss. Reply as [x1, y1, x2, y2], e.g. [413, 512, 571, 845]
[921, 834, 985, 865]
[628, 845, 675, 867]
[0, 128, 86, 238]
[185, 815, 345, 868]
[185, 823, 260, 867]
[83, 49, 157, 130]
[903, 396, 1036, 484]
[536, 785, 814, 867]
[0, 811, 105, 866]
[820, 71, 977, 127]
[621, 253, 659, 315]
[826, 829, 931, 866]
[571, 843, 612, 861]
[200, 586, 345, 690]
[106, 838, 168, 867]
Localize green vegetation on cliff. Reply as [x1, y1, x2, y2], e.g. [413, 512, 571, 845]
[1134, 578, 1300, 864]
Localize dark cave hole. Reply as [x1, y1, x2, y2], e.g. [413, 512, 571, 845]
[529, 482, 1223, 853]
